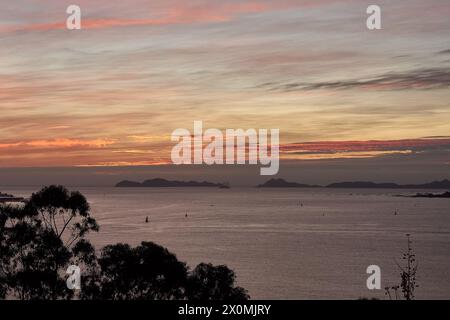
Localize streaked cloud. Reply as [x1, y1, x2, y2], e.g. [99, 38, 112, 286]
[0, 1, 291, 33]
[259, 68, 450, 92]
[0, 138, 116, 149]
[0, 136, 449, 167]
[282, 138, 450, 153]
[283, 150, 413, 160]
[280, 138, 450, 160]
[76, 160, 168, 167]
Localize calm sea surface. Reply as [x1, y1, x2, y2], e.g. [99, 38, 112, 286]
[4, 186, 450, 299]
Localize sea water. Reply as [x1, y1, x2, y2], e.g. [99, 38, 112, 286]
[4, 186, 450, 299]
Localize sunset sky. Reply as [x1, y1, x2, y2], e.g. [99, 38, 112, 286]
[0, 0, 449, 184]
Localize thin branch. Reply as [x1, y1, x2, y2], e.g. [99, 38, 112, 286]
[58, 213, 75, 239]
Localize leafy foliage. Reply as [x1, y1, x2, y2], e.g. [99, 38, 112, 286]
[399, 234, 418, 300]
[0, 186, 98, 299]
[384, 234, 419, 300]
[81, 242, 188, 300]
[187, 263, 249, 300]
[1, 186, 249, 301]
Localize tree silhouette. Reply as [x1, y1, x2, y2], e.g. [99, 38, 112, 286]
[1, 186, 249, 300]
[0, 186, 98, 299]
[25, 185, 99, 246]
[187, 263, 249, 300]
[81, 242, 188, 300]
[81, 242, 249, 300]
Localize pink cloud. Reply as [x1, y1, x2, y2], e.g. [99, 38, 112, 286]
[0, 0, 353, 33]
[0, 1, 275, 32]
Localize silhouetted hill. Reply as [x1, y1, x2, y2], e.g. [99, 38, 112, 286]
[404, 179, 450, 189]
[327, 179, 450, 189]
[115, 180, 142, 187]
[326, 181, 399, 188]
[115, 178, 225, 188]
[257, 178, 319, 188]
[256, 179, 450, 189]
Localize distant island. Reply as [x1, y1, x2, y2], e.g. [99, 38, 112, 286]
[398, 191, 450, 198]
[115, 178, 227, 188]
[257, 178, 450, 189]
[257, 178, 320, 188]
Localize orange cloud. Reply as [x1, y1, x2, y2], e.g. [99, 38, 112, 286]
[76, 160, 170, 167]
[0, 138, 116, 149]
[0, 136, 448, 167]
[282, 150, 413, 160]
